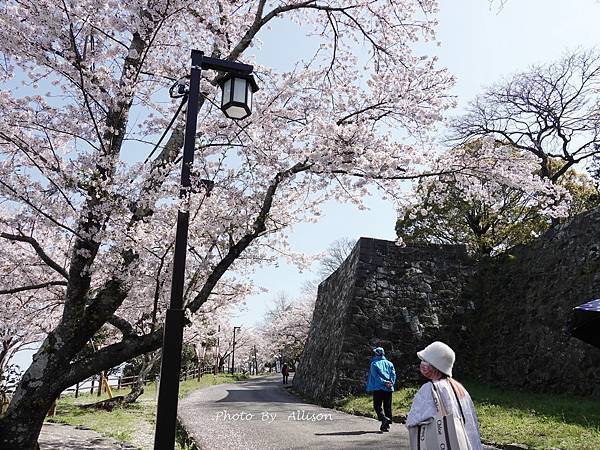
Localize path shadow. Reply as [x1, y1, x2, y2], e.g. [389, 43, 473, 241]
[215, 389, 303, 403]
[314, 431, 382, 436]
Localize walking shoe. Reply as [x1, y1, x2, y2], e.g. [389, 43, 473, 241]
[380, 418, 390, 432]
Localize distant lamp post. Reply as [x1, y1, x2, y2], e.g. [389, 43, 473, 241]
[153, 50, 258, 450]
[220, 73, 258, 120]
[231, 326, 241, 374]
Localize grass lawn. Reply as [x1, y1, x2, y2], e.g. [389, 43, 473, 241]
[336, 381, 600, 449]
[46, 373, 248, 449]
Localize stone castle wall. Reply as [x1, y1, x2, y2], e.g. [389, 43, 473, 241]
[457, 209, 600, 396]
[294, 209, 600, 404]
[292, 242, 361, 404]
[294, 238, 476, 405]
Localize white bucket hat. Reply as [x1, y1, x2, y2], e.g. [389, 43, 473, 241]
[417, 341, 455, 377]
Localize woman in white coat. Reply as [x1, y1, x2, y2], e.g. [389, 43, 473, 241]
[406, 341, 482, 450]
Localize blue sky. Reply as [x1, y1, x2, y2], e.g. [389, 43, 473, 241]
[233, 0, 600, 327]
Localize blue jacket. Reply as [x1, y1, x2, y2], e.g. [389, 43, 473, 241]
[366, 355, 396, 392]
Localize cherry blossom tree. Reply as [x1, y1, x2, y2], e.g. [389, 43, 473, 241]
[0, 0, 455, 445]
[260, 290, 316, 367]
[184, 291, 252, 374]
[235, 328, 268, 374]
[227, 327, 264, 374]
[396, 139, 572, 255]
[0, 242, 63, 382]
[259, 238, 355, 368]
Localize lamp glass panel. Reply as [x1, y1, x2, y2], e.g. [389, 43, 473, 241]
[233, 77, 247, 104]
[221, 78, 232, 107]
[225, 105, 249, 119]
[247, 83, 253, 111]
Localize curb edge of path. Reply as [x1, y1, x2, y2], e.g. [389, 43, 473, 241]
[176, 417, 203, 450]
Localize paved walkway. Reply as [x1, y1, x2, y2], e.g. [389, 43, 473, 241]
[39, 422, 137, 450]
[178, 375, 409, 449]
[39, 376, 500, 449]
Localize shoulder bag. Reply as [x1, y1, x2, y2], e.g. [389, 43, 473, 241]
[416, 380, 470, 450]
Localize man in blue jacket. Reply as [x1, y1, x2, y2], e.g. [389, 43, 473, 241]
[366, 347, 396, 432]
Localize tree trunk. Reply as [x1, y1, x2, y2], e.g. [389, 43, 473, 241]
[0, 332, 73, 449]
[0, 408, 46, 450]
[0, 326, 162, 448]
[0, 374, 62, 449]
[122, 351, 160, 405]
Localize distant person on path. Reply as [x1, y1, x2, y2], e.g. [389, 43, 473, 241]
[282, 363, 290, 384]
[366, 347, 396, 432]
[406, 341, 482, 450]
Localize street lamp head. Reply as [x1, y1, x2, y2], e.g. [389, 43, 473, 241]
[219, 73, 259, 120]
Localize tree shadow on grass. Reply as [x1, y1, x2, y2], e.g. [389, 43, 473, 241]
[465, 380, 600, 429]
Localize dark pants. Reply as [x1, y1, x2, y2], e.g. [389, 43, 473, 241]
[282, 374, 289, 384]
[372, 390, 392, 423]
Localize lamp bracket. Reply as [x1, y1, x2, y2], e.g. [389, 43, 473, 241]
[169, 77, 189, 98]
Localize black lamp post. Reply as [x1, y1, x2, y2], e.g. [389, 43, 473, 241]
[231, 326, 241, 374]
[153, 50, 258, 450]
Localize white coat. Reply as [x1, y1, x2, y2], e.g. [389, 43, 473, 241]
[406, 379, 483, 450]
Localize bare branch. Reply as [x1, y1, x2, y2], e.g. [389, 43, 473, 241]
[450, 49, 600, 183]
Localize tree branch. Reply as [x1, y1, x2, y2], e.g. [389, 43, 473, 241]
[0, 281, 67, 295]
[107, 315, 137, 339]
[186, 162, 310, 313]
[0, 232, 69, 279]
[0, 180, 80, 237]
[64, 330, 163, 387]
